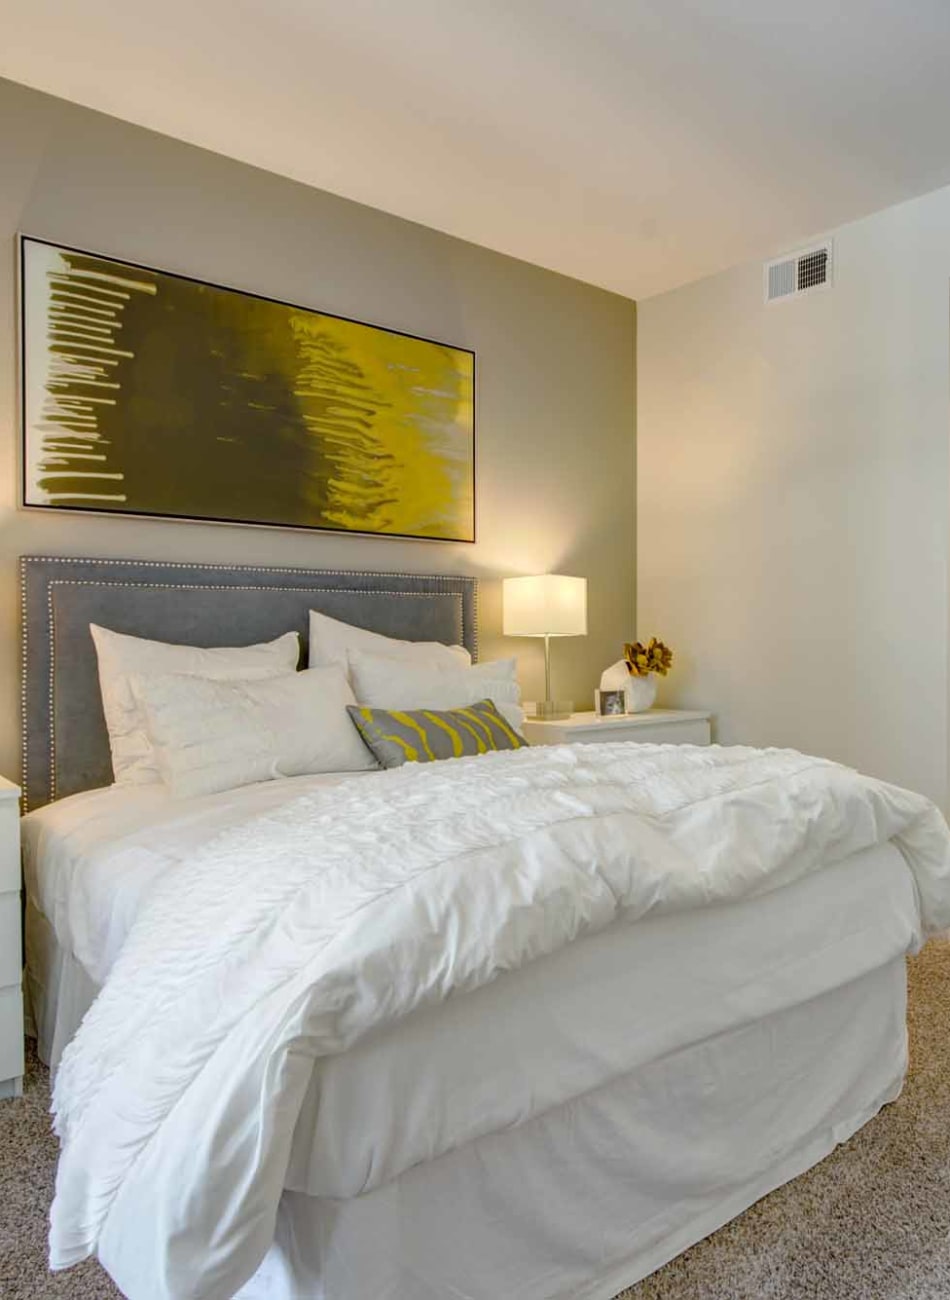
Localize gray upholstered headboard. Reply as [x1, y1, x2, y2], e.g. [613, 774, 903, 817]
[20, 556, 478, 811]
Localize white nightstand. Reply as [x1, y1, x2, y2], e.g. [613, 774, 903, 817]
[522, 708, 712, 748]
[0, 777, 23, 1100]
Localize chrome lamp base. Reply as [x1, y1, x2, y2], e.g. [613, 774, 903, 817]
[532, 699, 573, 720]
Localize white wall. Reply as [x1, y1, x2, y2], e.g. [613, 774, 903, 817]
[0, 78, 637, 783]
[638, 185, 950, 806]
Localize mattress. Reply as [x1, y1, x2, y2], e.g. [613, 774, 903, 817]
[23, 776, 922, 1201]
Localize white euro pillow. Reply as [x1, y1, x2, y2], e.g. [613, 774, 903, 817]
[348, 650, 524, 732]
[308, 608, 470, 677]
[130, 666, 376, 800]
[90, 624, 300, 787]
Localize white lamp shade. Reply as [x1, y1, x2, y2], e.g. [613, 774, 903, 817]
[503, 574, 588, 637]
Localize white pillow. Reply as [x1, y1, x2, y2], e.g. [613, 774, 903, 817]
[90, 624, 300, 786]
[308, 608, 470, 677]
[348, 650, 524, 732]
[131, 666, 376, 800]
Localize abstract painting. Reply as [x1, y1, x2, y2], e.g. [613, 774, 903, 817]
[20, 237, 475, 541]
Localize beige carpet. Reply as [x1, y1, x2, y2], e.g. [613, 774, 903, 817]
[2, 941, 949, 1300]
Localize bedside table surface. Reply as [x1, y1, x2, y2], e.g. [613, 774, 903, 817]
[527, 709, 711, 730]
[0, 774, 22, 1098]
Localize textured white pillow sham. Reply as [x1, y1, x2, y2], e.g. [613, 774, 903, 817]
[308, 608, 470, 677]
[347, 650, 524, 731]
[131, 666, 376, 800]
[90, 625, 300, 787]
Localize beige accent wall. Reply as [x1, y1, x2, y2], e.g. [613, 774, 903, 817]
[0, 77, 637, 784]
[638, 187, 950, 806]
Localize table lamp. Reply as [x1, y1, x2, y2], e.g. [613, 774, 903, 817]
[502, 574, 588, 719]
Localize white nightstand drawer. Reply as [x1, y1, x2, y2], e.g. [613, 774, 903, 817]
[0, 778, 24, 1097]
[616, 719, 711, 745]
[0, 799, 19, 893]
[0, 892, 21, 988]
[523, 709, 712, 749]
[0, 985, 24, 1087]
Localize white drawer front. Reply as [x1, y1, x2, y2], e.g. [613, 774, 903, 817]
[0, 801, 19, 893]
[561, 729, 624, 746]
[524, 719, 712, 748]
[0, 985, 24, 1085]
[622, 720, 711, 746]
[0, 892, 21, 988]
[560, 721, 711, 747]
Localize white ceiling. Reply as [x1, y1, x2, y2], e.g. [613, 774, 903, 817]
[4, 0, 950, 299]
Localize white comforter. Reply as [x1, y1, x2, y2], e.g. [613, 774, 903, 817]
[50, 743, 950, 1299]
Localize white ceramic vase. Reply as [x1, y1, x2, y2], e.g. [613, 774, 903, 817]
[624, 673, 657, 713]
[599, 659, 630, 693]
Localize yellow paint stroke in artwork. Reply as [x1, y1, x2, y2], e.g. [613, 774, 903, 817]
[290, 313, 474, 539]
[60, 268, 157, 294]
[47, 294, 118, 314]
[49, 278, 131, 301]
[44, 453, 107, 461]
[50, 309, 122, 326]
[49, 493, 127, 502]
[49, 341, 135, 358]
[51, 396, 116, 405]
[56, 325, 124, 339]
[30, 252, 150, 506]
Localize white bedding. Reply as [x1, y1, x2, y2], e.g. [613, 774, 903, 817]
[25, 780, 920, 1199]
[38, 741, 950, 1299]
[295, 841, 917, 1201]
[23, 772, 374, 990]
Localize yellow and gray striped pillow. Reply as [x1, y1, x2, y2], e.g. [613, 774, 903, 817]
[348, 698, 526, 768]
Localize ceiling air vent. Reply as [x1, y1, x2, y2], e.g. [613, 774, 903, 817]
[764, 240, 832, 303]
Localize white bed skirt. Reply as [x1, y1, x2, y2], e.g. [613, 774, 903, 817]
[238, 957, 907, 1300]
[24, 899, 99, 1069]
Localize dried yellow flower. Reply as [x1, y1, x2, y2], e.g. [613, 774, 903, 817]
[623, 638, 673, 677]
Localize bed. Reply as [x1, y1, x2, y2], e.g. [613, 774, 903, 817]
[20, 556, 950, 1300]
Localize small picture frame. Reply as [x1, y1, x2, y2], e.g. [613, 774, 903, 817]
[596, 689, 626, 717]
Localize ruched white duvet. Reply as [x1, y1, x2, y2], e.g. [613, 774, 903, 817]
[49, 742, 950, 1299]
